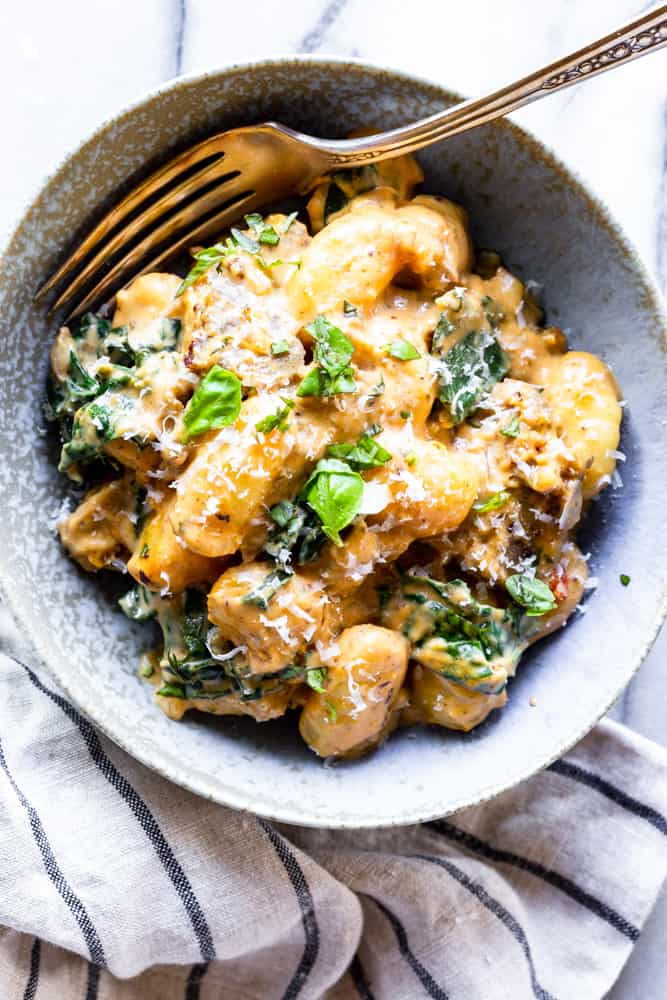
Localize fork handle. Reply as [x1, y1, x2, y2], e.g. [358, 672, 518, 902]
[317, 6, 667, 166]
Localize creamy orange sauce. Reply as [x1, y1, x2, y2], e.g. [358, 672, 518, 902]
[50, 156, 622, 759]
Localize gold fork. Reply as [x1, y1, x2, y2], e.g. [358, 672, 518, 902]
[38, 6, 667, 320]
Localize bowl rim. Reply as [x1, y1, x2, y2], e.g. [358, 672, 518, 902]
[2, 54, 666, 828]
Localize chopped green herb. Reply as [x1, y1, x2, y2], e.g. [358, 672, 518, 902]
[505, 574, 557, 616]
[271, 340, 290, 357]
[327, 426, 392, 469]
[230, 227, 260, 253]
[343, 300, 358, 316]
[182, 366, 242, 442]
[400, 410, 411, 420]
[474, 491, 510, 513]
[156, 684, 186, 699]
[242, 569, 291, 609]
[177, 243, 230, 295]
[297, 315, 356, 398]
[182, 589, 209, 654]
[139, 658, 154, 679]
[383, 339, 420, 361]
[406, 451, 417, 466]
[177, 218, 287, 294]
[437, 330, 509, 425]
[255, 397, 294, 435]
[364, 377, 385, 406]
[305, 667, 327, 694]
[501, 415, 520, 438]
[139, 543, 150, 558]
[393, 575, 522, 694]
[281, 211, 299, 233]
[301, 458, 364, 545]
[620, 574, 631, 587]
[325, 701, 338, 722]
[481, 294, 504, 328]
[265, 500, 326, 569]
[431, 312, 456, 355]
[244, 212, 280, 246]
[118, 585, 156, 622]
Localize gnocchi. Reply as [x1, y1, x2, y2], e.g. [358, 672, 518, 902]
[49, 154, 622, 759]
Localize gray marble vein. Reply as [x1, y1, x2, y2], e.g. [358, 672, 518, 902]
[299, 0, 348, 53]
[174, 0, 187, 76]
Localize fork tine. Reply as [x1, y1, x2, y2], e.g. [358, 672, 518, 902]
[64, 190, 262, 320]
[36, 134, 224, 302]
[47, 165, 247, 316]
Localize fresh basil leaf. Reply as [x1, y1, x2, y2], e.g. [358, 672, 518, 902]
[438, 330, 509, 425]
[307, 315, 353, 377]
[241, 569, 291, 609]
[297, 315, 357, 397]
[255, 397, 294, 434]
[505, 574, 557, 616]
[301, 458, 364, 545]
[296, 367, 326, 398]
[500, 415, 520, 438]
[474, 491, 510, 513]
[271, 340, 290, 357]
[327, 428, 392, 469]
[620, 573, 631, 587]
[182, 366, 242, 442]
[383, 339, 420, 361]
[305, 667, 327, 694]
[244, 212, 280, 246]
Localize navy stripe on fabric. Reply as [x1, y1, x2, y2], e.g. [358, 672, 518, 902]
[362, 894, 449, 1000]
[429, 820, 640, 941]
[84, 962, 100, 1000]
[0, 737, 106, 966]
[18, 660, 216, 962]
[413, 854, 556, 1000]
[549, 759, 667, 835]
[349, 953, 375, 1000]
[22, 937, 41, 1000]
[256, 819, 319, 1000]
[185, 962, 209, 1000]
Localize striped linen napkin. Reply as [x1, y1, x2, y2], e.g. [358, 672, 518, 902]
[0, 608, 665, 1000]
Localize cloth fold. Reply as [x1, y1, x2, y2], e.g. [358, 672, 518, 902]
[0, 618, 665, 999]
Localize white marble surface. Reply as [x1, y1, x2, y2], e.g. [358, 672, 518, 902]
[0, 1, 665, 995]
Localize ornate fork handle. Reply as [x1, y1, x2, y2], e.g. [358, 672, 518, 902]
[321, 6, 667, 167]
[543, 15, 667, 87]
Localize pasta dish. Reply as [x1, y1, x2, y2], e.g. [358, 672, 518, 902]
[47, 153, 622, 759]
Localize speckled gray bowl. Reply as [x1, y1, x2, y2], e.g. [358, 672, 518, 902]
[0, 57, 665, 828]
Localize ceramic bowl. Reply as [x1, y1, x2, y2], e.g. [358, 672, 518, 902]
[0, 58, 665, 828]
